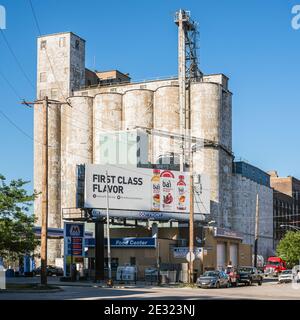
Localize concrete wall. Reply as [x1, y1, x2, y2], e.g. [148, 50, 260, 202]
[232, 174, 274, 259]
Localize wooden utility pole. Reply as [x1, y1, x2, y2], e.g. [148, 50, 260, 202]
[40, 96, 49, 286]
[189, 153, 194, 283]
[254, 193, 259, 268]
[22, 98, 70, 285]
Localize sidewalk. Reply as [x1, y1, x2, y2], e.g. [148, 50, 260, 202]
[5, 276, 165, 289]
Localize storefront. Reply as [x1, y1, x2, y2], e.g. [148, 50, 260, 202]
[85, 225, 252, 280]
[200, 227, 252, 271]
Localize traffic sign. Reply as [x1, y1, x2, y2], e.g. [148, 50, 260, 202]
[186, 251, 195, 262]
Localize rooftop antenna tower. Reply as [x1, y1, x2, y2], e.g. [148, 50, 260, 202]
[175, 9, 202, 171]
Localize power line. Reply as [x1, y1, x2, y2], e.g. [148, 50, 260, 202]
[28, 0, 42, 35]
[0, 29, 35, 90]
[0, 68, 25, 101]
[0, 108, 34, 141]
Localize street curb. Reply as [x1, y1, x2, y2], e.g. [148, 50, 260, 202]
[0, 288, 63, 294]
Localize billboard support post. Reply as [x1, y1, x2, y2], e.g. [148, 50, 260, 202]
[95, 221, 104, 282]
[106, 170, 112, 286]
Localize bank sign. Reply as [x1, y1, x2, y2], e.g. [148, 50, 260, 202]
[84, 164, 208, 214]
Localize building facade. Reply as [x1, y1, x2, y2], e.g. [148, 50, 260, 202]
[269, 171, 300, 248]
[232, 162, 274, 259]
[34, 32, 234, 263]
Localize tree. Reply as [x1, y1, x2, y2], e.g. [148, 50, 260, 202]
[0, 174, 39, 262]
[276, 231, 300, 268]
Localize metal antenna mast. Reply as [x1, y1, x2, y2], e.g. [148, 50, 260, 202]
[175, 9, 203, 284]
[175, 9, 202, 172]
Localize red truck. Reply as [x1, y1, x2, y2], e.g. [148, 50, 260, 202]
[264, 257, 287, 277]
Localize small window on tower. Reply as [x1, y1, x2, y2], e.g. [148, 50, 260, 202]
[75, 40, 80, 50]
[39, 90, 46, 99]
[51, 89, 58, 100]
[59, 37, 66, 48]
[40, 72, 46, 83]
[40, 40, 47, 50]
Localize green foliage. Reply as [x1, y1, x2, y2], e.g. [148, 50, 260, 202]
[276, 231, 300, 268]
[0, 174, 39, 260]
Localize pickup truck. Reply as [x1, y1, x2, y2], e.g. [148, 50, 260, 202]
[237, 266, 263, 286]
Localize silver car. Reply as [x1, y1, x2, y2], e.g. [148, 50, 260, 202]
[196, 271, 230, 289]
[278, 270, 293, 283]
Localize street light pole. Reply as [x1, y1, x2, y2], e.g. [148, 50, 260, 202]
[280, 224, 300, 231]
[105, 170, 112, 286]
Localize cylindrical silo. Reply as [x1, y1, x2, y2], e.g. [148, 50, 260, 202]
[61, 96, 93, 212]
[153, 85, 180, 164]
[33, 102, 43, 228]
[34, 101, 62, 265]
[123, 89, 154, 130]
[191, 82, 222, 224]
[93, 93, 123, 164]
[191, 82, 233, 228]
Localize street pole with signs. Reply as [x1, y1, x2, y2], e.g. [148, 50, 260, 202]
[105, 170, 112, 286]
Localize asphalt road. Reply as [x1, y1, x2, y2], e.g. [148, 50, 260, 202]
[1, 279, 300, 300]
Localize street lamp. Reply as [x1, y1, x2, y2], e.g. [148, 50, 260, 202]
[280, 224, 300, 231]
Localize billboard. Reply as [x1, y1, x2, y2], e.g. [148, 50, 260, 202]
[84, 164, 208, 214]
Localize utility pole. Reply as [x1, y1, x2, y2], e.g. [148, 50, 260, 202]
[254, 193, 259, 268]
[22, 97, 67, 286]
[105, 170, 112, 286]
[189, 152, 194, 283]
[41, 96, 49, 286]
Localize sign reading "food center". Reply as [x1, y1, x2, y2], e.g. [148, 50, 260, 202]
[84, 164, 195, 213]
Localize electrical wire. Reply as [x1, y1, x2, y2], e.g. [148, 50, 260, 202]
[0, 108, 34, 142]
[0, 68, 25, 101]
[0, 29, 35, 90]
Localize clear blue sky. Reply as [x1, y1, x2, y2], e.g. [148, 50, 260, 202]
[0, 0, 300, 192]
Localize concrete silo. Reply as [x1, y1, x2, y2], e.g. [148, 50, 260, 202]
[34, 100, 62, 264]
[93, 92, 123, 164]
[153, 85, 180, 164]
[191, 82, 233, 227]
[61, 96, 93, 212]
[123, 89, 154, 130]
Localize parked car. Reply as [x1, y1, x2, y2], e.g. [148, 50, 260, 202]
[237, 266, 263, 286]
[196, 270, 230, 289]
[278, 270, 294, 283]
[225, 266, 240, 287]
[33, 265, 63, 277]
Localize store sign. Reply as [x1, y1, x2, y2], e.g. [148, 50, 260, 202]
[110, 237, 156, 248]
[214, 228, 243, 240]
[84, 164, 207, 215]
[85, 237, 156, 248]
[173, 247, 202, 259]
[64, 222, 85, 257]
